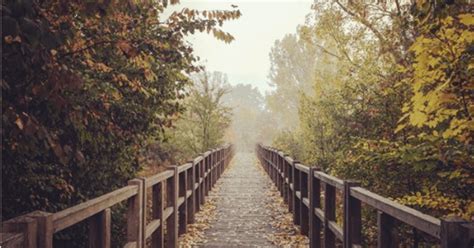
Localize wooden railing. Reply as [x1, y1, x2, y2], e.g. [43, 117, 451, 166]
[1, 144, 234, 248]
[256, 144, 473, 248]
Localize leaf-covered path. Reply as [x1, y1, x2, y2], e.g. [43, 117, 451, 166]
[180, 152, 308, 247]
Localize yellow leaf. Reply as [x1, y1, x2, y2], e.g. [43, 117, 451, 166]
[459, 14, 474, 26]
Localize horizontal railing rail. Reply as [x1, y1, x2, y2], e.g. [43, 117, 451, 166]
[256, 144, 473, 248]
[2, 144, 234, 248]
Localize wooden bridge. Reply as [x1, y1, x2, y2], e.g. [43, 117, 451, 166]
[2, 144, 473, 247]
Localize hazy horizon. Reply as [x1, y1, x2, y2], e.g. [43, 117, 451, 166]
[164, 0, 314, 94]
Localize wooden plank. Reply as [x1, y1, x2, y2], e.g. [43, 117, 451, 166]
[300, 172, 309, 235]
[350, 187, 441, 238]
[193, 156, 203, 164]
[178, 170, 188, 235]
[2, 215, 37, 248]
[164, 207, 174, 221]
[377, 211, 396, 248]
[28, 211, 53, 248]
[126, 179, 143, 248]
[314, 171, 344, 190]
[187, 161, 196, 224]
[53, 185, 137, 232]
[145, 170, 174, 188]
[295, 163, 309, 174]
[123, 241, 136, 248]
[302, 197, 309, 207]
[309, 167, 322, 248]
[344, 181, 361, 247]
[440, 217, 472, 248]
[145, 219, 161, 240]
[293, 161, 301, 226]
[0, 233, 24, 247]
[314, 208, 325, 222]
[166, 167, 179, 248]
[151, 182, 164, 247]
[178, 162, 192, 173]
[88, 208, 111, 248]
[324, 184, 336, 248]
[328, 220, 343, 241]
[285, 156, 294, 165]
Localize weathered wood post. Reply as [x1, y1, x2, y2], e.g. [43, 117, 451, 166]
[205, 153, 210, 197]
[440, 216, 473, 248]
[195, 158, 202, 211]
[151, 180, 164, 247]
[278, 153, 283, 196]
[89, 208, 111, 248]
[209, 150, 214, 188]
[187, 160, 196, 224]
[28, 211, 53, 248]
[178, 169, 188, 235]
[377, 211, 396, 248]
[293, 160, 301, 226]
[300, 169, 309, 235]
[200, 158, 206, 205]
[3, 214, 38, 248]
[343, 180, 362, 248]
[166, 166, 179, 248]
[323, 182, 336, 248]
[287, 156, 294, 213]
[127, 179, 144, 248]
[282, 153, 289, 204]
[309, 167, 321, 248]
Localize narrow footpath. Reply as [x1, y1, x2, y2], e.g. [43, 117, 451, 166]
[200, 152, 278, 247]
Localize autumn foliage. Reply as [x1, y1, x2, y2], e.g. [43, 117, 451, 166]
[2, 0, 239, 245]
[266, 1, 472, 246]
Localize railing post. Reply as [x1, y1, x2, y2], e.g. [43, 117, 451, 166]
[195, 159, 201, 212]
[3, 214, 38, 248]
[28, 211, 53, 248]
[344, 180, 362, 248]
[210, 150, 214, 188]
[187, 160, 196, 224]
[200, 158, 205, 205]
[127, 179, 144, 248]
[309, 167, 321, 248]
[441, 216, 472, 248]
[89, 208, 111, 248]
[278, 154, 283, 196]
[292, 161, 301, 226]
[205, 154, 210, 197]
[178, 170, 188, 235]
[377, 211, 396, 248]
[151, 180, 164, 247]
[287, 156, 294, 213]
[324, 182, 336, 248]
[166, 166, 179, 248]
[300, 170, 309, 235]
[282, 154, 288, 204]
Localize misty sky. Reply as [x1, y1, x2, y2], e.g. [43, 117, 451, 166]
[164, 0, 313, 93]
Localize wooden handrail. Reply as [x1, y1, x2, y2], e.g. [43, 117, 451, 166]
[1, 144, 234, 248]
[256, 144, 473, 248]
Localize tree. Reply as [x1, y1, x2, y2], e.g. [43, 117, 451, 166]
[164, 71, 232, 161]
[223, 83, 265, 151]
[268, 1, 473, 245]
[266, 31, 317, 130]
[2, 0, 239, 245]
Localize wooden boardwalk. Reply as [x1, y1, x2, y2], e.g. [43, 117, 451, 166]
[2, 144, 472, 247]
[200, 152, 277, 247]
